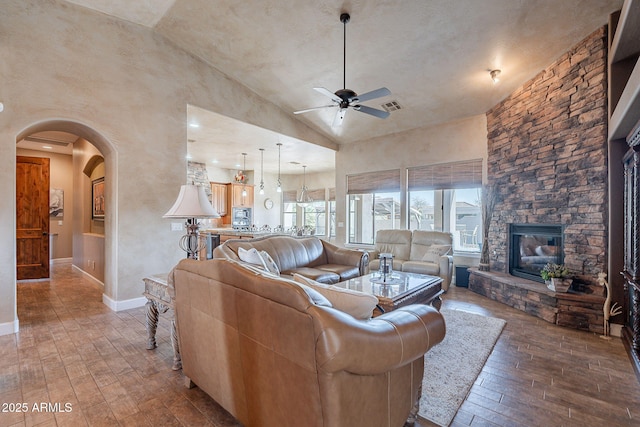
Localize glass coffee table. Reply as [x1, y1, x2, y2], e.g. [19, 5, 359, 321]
[335, 271, 444, 316]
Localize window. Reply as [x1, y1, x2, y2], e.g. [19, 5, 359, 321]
[282, 190, 297, 229]
[329, 188, 336, 238]
[347, 169, 401, 245]
[302, 189, 327, 236]
[408, 190, 435, 230]
[408, 159, 483, 253]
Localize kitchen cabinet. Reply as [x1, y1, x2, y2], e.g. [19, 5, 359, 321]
[210, 182, 228, 216]
[227, 183, 254, 208]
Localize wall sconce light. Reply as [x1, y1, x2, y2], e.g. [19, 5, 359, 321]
[490, 69, 501, 84]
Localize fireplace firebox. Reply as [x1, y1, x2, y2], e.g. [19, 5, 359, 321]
[509, 224, 563, 283]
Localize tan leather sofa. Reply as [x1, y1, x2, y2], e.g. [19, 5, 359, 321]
[171, 258, 446, 427]
[213, 234, 368, 284]
[369, 230, 454, 291]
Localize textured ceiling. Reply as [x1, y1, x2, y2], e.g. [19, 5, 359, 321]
[63, 0, 622, 171]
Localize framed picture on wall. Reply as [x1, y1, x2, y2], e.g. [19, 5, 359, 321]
[92, 177, 105, 219]
[50, 188, 64, 218]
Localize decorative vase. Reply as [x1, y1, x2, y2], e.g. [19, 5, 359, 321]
[547, 278, 572, 292]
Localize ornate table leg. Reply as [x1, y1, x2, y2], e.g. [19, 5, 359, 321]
[171, 318, 182, 370]
[145, 299, 159, 350]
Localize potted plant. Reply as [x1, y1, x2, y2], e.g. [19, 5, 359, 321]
[541, 263, 572, 292]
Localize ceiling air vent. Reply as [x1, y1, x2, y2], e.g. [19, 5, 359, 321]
[381, 100, 402, 113]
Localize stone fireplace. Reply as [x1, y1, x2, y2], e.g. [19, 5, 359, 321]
[509, 224, 563, 283]
[468, 27, 609, 333]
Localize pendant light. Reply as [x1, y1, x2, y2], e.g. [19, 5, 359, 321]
[241, 153, 247, 197]
[297, 165, 313, 207]
[276, 142, 282, 193]
[258, 148, 265, 195]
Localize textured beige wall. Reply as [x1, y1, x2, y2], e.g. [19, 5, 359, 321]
[0, 0, 333, 329]
[334, 114, 488, 244]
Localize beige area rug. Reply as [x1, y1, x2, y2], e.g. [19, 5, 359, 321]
[419, 309, 506, 426]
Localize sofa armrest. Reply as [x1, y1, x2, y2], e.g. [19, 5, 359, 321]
[315, 304, 445, 375]
[322, 241, 369, 276]
[439, 255, 454, 291]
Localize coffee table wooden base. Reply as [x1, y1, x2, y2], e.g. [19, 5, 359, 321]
[336, 271, 444, 316]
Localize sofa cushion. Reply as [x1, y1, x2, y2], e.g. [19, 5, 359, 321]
[374, 229, 412, 260]
[369, 258, 407, 272]
[401, 261, 440, 276]
[283, 267, 340, 284]
[409, 231, 453, 261]
[421, 244, 452, 263]
[292, 274, 378, 320]
[221, 235, 328, 273]
[317, 264, 360, 281]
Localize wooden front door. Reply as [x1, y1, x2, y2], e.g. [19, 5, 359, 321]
[16, 156, 50, 280]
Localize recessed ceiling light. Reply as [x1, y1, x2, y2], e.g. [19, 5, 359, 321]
[186, 154, 192, 160]
[42, 145, 53, 150]
[189, 123, 199, 128]
[211, 159, 219, 164]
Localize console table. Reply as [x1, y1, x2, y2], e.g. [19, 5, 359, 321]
[143, 274, 181, 370]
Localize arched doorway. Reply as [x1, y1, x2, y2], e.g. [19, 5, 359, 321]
[15, 120, 117, 315]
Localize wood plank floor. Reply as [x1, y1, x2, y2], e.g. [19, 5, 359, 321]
[1, 262, 639, 426]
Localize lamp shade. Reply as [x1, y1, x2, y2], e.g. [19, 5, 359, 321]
[163, 184, 220, 218]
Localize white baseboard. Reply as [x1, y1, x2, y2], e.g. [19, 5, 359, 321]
[0, 319, 19, 336]
[102, 294, 147, 312]
[71, 264, 104, 288]
[610, 323, 623, 338]
[51, 257, 72, 265]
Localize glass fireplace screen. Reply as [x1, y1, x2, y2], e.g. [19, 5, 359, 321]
[509, 224, 563, 282]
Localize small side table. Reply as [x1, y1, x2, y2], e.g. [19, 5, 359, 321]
[143, 274, 181, 370]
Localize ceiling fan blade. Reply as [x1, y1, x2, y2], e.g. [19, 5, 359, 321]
[294, 104, 337, 114]
[349, 87, 391, 103]
[332, 109, 346, 127]
[353, 104, 390, 119]
[313, 87, 342, 103]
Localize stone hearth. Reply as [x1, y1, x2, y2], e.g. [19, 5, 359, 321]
[469, 269, 605, 334]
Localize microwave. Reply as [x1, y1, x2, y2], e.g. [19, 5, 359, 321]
[232, 207, 252, 228]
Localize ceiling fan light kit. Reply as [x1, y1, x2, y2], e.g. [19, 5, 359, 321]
[294, 12, 391, 127]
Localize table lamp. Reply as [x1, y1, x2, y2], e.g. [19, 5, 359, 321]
[163, 184, 219, 259]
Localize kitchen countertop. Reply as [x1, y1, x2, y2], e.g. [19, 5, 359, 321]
[202, 228, 287, 237]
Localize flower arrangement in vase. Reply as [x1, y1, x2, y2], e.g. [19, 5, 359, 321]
[541, 263, 572, 292]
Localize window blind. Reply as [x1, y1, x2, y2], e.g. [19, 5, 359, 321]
[282, 190, 297, 203]
[306, 188, 326, 202]
[347, 169, 401, 194]
[328, 188, 336, 201]
[407, 159, 482, 191]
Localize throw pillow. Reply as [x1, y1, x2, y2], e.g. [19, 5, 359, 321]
[260, 250, 280, 276]
[421, 244, 452, 263]
[293, 283, 333, 308]
[292, 274, 378, 320]
[238, 247, 268, 270]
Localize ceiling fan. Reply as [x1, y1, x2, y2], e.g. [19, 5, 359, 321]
[294, 12, 391, 127]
